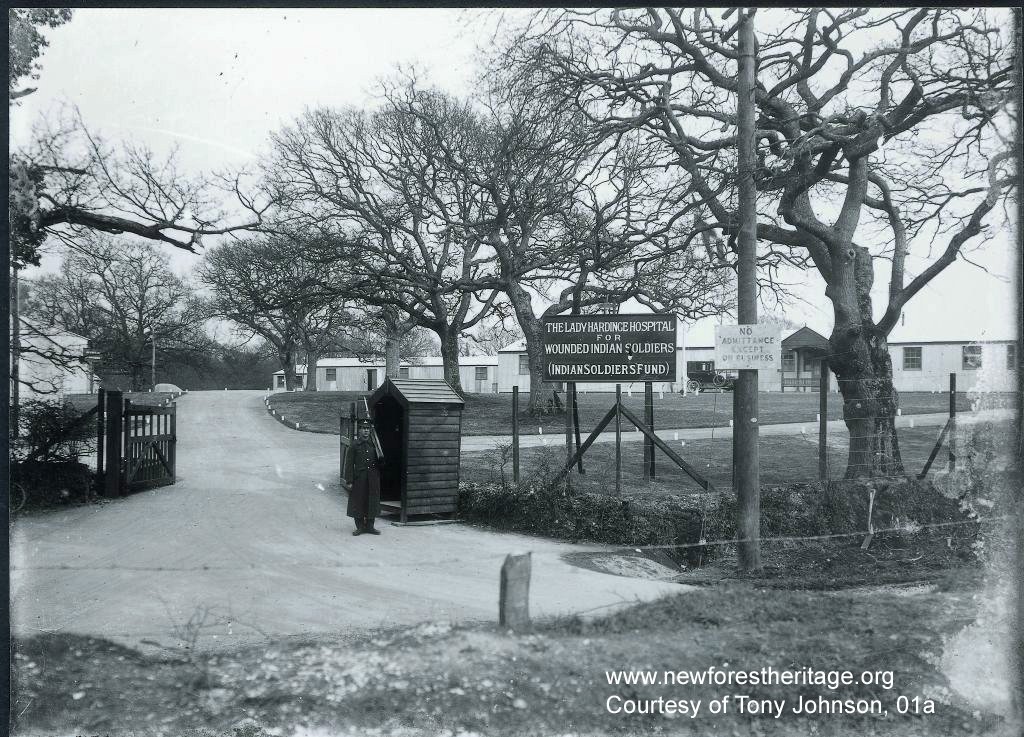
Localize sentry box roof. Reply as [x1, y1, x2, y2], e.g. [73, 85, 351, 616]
[369, 378, 466, 408]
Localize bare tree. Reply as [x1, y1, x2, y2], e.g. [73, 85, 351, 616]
[28, 236, 209, 391]
[518, 8, 1016, 475]
[400, 67, 731, 412]
[9, 10, 267, 416]
[262, 89, 500, 393]
[199, 235, 358, 392]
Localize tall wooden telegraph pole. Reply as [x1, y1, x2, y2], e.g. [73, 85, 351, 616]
[733, 8, 761, 571]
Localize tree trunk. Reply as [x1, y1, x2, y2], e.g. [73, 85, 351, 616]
[280, 350, 298, 391]
[506, 281, 551, 415]
[303, 347, 319, 391]
[827, 248, 903, 478]
[437, 328, 464, 394]
[383, 309, 403, 379]
[129, 364, 144, 392]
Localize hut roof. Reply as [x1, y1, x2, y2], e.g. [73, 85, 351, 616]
[781, 326, 830, 352]
[370, 378, 465, 408]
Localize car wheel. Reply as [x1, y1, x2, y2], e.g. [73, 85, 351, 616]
[685, 379, 701, 394]
[713, 374, 726, 387]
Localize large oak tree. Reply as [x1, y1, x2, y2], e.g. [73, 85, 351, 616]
[516, 8, 1016, 475]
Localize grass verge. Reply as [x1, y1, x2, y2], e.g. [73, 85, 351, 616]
[265, 389, 988, 436]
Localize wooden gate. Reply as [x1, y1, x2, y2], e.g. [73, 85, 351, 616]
[123, 402, 176, 490]
[99, 390, 178, 496]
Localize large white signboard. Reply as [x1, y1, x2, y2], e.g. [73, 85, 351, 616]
[714, 324, 782, 370]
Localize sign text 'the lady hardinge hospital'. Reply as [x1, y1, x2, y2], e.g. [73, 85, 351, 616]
[541, 315, 678, 383]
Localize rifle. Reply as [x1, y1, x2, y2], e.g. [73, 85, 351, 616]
[362, 397, 385, 458]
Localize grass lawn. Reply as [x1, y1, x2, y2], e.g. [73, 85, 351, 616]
[267, 388, 995, 437]
[12, 567, 1007, 737]
[464, 419, 1014, 495]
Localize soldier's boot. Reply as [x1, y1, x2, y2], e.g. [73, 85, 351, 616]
[352, 518, 365, 536]
[365, 518, 381, 535]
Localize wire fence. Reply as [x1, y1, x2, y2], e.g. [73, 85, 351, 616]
[474, 373, 1018, 501]
[8, 514, 1010, 574]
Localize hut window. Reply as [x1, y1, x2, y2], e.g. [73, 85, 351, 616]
[962, 345, 982, 370]
[399, 367, 410, 379]
[276, 375, 285, 388]
[1008, 344, 1017, 371]
[518, 354, 529, 375]
[325, 368, 337, 381]
[902, 347, 922, 371]
[781, 351, 796, 373]
[475, 366, 488, 380]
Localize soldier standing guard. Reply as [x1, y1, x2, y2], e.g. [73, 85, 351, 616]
[345, 419, 382, 535]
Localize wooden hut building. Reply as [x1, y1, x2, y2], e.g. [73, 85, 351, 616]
[363, 378, 465, 522]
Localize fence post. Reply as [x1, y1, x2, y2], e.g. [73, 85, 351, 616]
[498, 552, 531, 631]
[819, 363, 829, 481]
[949, 372, 957, 471]
[512, 386, 520, 485]
[572, 384, 584, 475]
[103, 390, 123, 498]
[615, 384, 622, 495]
[644, 381, 655, 479]
[96, 387, 106, 482]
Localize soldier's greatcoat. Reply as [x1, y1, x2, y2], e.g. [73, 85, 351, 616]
[345, 435, 381, 520]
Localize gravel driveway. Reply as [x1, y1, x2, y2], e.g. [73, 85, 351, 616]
[11, 390, 682, 652]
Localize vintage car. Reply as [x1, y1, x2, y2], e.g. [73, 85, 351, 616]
[684, 360, 736, 393]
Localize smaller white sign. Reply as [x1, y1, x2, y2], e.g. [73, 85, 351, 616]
[715, 324, 782, 370]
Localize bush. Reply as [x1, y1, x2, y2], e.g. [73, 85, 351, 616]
[458, 473, 977, 567]
[10, 399, 97, 513]
[10, 459, 94, 512]
[12, 399, 95, 463]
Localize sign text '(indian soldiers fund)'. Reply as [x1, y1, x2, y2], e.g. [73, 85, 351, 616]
[541, 314, 678, 383]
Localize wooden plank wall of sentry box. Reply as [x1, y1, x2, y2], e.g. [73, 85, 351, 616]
[368, 378, 465, 523]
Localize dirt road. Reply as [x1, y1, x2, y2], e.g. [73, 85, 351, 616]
[11, 391, 682, 652]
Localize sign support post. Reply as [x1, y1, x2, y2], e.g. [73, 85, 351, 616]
[564, 381, 574, 486]
[615, 384, 622, 496]
[734, 7, 761, 572]
[572, 384, 584, 474]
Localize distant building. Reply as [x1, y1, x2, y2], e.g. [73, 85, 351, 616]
[12, 319, 98, 400]
[496, 326, 1017, 394]
[272, 324, 1018, 396]
[271, 355, 500, 393]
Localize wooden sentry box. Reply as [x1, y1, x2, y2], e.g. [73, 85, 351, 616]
[350, 378, 465, 522]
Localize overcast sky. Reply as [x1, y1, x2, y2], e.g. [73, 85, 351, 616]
[10, 8, 1018, 343]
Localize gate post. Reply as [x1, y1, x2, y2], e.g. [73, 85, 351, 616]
[170, 403, 177, 484]
[103, 390, 123, 497]
[96, 387, 106, 481]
